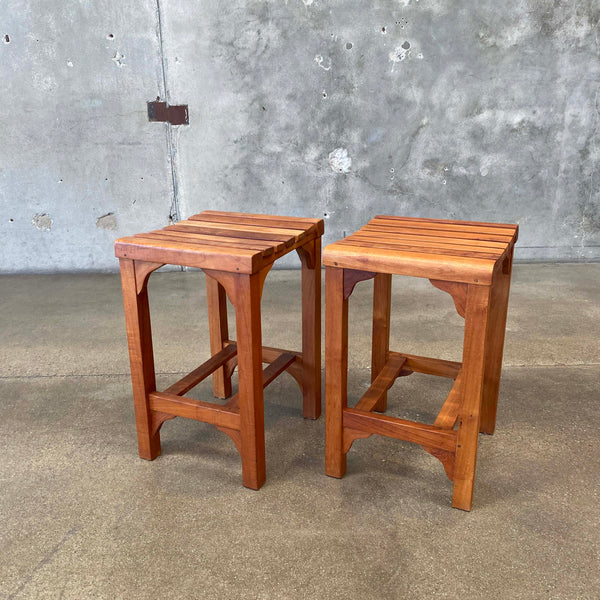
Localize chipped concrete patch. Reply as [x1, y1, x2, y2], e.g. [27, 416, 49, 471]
[96, 213, 117, 230]
[32, 213, 52, 231]
[329, 148, 352, 173]
[112, 52, 125, 67]
[314, 54, 331, 70]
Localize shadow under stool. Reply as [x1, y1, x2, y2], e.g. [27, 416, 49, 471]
[323, 215, 518, 510]
[115, 210, 323, 490]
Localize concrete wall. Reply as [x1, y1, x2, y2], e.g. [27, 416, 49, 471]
[1, 0, 599, 272]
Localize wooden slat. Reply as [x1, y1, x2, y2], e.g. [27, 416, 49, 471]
[166, 224, 289, 252]
[336, 238, 502, 261]
[115, 236, 260, 273]
[345, 234, 505, 257]
[164, 343, 238, 396]
[180, 218, 307, 240]
[158, 227, 280, 250]
[434, 372, 462, 429]
[371, 215, 518, 236]
[323, 243, 496, 284]
[356, 228, 509, 249]
[343, 408, 457, 452]
[225, 352, 297, 410]
[149, 391, 241, 430]
[362, 223, 515, 243]
[139, 231, 276, 256]
[354, 354, 407, 412]
[373, 213, 519, 229]
[191, 212, 317, 232]
[172, 220, 299, 245]
[393, 352, 461, 378]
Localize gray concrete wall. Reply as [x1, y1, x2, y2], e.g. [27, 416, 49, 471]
[1, 0, 599, 272]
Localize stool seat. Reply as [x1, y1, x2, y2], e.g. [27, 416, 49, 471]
[324, 215, 518, 284]
[116, 211, 323, 490]
[116, 210, 323, 273]
[324, 215, 518, 511]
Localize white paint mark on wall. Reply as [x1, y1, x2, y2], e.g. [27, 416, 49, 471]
[314, 54, 331, 70]
[66, 59, 74, 68]
[96, 212, 117, 230]
[389, 47, 408, 63]
[303, 0, 314, 5]
[32, 213, 52, 231]
[112, 51, 125, 67]
[329, 148, 352, 173]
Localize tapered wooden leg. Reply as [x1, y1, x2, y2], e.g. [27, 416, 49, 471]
[325, 266, 349, 478]
[452, 284, 491, 511]
[234, 273, 266, 490]
[372, 273, 392, 412]
[299, 239, 322, 419]
[206, 274, 232, 399]
[119, 258, 161, 460]
[480, 250, 514, 434]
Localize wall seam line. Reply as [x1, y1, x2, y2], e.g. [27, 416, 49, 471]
[155, 0, 182, 227]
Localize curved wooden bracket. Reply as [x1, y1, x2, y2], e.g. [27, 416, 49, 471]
[296, 243, 316, 270]
[422, 446, 455, 481]
[429, 279, 467, 318]
[343, 427, 372, 453]
[134, 261, 165, 295]
[216, 426, 242, 454]
[203, 264, 273, 306]
[151, 410, 176, 437]
[344, 269, 376, 300]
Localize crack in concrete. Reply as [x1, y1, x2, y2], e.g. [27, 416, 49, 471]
[7, 527, 78, 599]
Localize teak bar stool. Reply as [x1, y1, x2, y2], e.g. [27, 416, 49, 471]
[323, 215, 518, 510]
[115, 210, 323, 490]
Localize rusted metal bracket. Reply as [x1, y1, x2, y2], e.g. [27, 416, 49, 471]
[147, 99, 189, 125]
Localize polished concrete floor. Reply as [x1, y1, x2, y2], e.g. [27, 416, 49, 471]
[1, 264, 599, 599]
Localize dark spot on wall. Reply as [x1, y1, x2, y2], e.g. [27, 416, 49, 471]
[262, 106, 266, 110]
[107, 33, 114, 39]
[402, 41, 410, 49]
[3, 34, 9, 43]
[381, 27, 386, 34]
[322, 92, 327, 98]
[9, 218, 14, 222]
[346, 42, 353, 50]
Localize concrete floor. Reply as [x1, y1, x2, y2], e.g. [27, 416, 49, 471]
[1, 264, 599, 599]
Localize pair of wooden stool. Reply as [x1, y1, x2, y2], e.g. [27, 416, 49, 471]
[116, 211, 517, 510]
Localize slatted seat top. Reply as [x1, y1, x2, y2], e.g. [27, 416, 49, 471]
[323, 215, 518, 285]
[115, 210, 324, 274]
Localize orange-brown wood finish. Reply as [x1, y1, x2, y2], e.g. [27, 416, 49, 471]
[324, 215, 518, 511]
[297, 239, 322, 419]
[116, 211, 324, 489]
[206, 275, 232, 399]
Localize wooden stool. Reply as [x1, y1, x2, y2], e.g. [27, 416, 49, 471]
[115, 210, 323, 490]
[323, 215, 518, 510]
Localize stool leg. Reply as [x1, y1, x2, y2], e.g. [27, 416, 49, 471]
[372, 273, 392, 412]
[325, 266, 349, 478]
[234, 273, 266, 490]
[480, 250, 514, 434]
[119, 259, 161, 460]
[300, 238, 322, 419]
[452, 284, 491, 511]
[206, 274, 233, 399]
